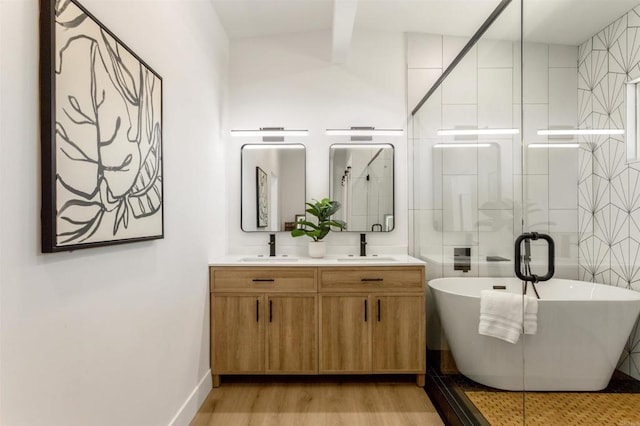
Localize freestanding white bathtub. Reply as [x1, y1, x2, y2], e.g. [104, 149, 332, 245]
[429, 277, 640, 391]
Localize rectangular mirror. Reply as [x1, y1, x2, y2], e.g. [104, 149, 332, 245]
[329, 143, 394, 232]
[241, 144, 306, 232]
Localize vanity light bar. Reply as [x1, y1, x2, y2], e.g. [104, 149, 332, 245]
[537, 129, 624, 136]
[325, 129, 404, 137]
[437, 128, 519, 136]
[230, 129, 309, 137]
[528, 143, 580, 148]
[433, 143, 491, 148]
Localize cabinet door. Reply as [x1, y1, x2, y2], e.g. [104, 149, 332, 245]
[211, 294, 264, 373]
[372, 295, 425, 372]
[266, 294, 318, 373]
[320, 294, 371, 373]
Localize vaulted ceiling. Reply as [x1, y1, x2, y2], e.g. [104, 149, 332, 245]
[211, 0, 640, 46]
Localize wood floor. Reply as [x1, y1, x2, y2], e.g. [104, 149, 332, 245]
[190, 376, 444, 426]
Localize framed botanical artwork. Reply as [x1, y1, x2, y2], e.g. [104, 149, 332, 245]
[295, 214, 306, 230]
[40, 0, 163, 252]
[256, 167, 268, 228]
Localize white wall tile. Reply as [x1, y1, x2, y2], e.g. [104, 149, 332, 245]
[478, 39, 513, 68]
[442, 144, 478, 175]
[549, 68, 578, 128]
[523, 174, 549, 232]
[549, 147, 579, 209]
[413, 140, 443, 210]
[442, 44, 477, 105]
[442, 104, 477, 130]
[443, 36, 471, 68]
[410, 69, 442, 137]
[549, 209, 579, 233]
[407, 33, 443, 68]
[479, 68, 513, 130]
[443, 175, 478, 232]
[513, 42, 522, 104]
[479, 210, 514, 265]
[414, 209, 443, 259]
[479, 140, 513, 209]
[549, 44, 578, 68]
[523, 43, 549, 104]
[522, 104, 549, 174]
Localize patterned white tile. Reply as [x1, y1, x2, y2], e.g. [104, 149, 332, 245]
[578, 50, 607, 91]
[594, 204, 628, 246]
[626, 28, 640, 77]
[592, 175, 611, 213]
[592, 73, 625, 120]
[610, 169, 631, 213]
[579, 235, 611, 282]
[595, 14, 627, 51]
[593, 138, 625, 181]
[578, 146, 593, 183]
[611, 238, 640, 287]
[578, 38, 592, 66]
[578, 89, 593, 126]
[578, 206, 593, 242]
[630, 7, 640, 27]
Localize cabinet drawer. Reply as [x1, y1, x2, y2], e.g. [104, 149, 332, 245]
[319, 267, 424, 292]
[210, 267, 317, 292]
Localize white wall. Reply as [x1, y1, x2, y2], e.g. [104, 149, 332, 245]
[225, 30, 408, 256]
[0, 1, 228, 424]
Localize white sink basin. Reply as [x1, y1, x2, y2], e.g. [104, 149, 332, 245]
[337, 256, 396, 262]
[239, 257, 298, 262]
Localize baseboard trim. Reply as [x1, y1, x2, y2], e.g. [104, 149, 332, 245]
[169, 370, 212, 426]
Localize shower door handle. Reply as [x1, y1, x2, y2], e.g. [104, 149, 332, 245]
[514, 232, 555, 282]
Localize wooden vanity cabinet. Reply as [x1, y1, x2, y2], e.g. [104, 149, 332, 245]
[209, 267, 318, 387]
[210, 263, 426, 387]
[318, 266, 426, 386]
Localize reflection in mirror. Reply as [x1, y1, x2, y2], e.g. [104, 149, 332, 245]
[241, 144, 305, 232]
[329, 144, 394, 232]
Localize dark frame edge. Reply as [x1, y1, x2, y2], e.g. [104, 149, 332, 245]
[40, 0, 56, 253]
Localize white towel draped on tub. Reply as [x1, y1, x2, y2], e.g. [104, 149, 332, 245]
[478, 290, 538, 344]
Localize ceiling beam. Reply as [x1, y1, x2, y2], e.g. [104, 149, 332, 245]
[331, 0, 358, 64]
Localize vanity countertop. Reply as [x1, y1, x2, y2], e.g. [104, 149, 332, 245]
[210, 254, 425, 267]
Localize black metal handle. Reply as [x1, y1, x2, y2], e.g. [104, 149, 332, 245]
[256, 299, 259, 322]
[269, 300, 273, 322]
[514, 232, 555, 282]
[361, 278, 383, 282]
[377, 299, 381, 322]
[252, 278, 275, 282]
[364, 299, 368, 322]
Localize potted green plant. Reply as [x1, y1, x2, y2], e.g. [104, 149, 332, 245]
[291, 198, 345, 258]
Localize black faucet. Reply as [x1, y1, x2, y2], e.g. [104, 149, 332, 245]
[269, 234, 276, 257]
[360, 233, 367, 256]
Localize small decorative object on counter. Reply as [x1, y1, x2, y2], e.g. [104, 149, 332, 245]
[291, 198, 345, 258]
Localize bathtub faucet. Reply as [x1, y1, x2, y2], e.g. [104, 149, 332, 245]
[514, 232, 555, 298]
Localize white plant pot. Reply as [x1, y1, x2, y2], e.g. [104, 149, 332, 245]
[308, 240, 326, 258]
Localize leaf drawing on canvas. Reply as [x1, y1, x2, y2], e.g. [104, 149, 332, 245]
[53, 0, 162, 246]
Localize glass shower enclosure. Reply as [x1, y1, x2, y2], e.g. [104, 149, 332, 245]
[409, 0, 640, 423]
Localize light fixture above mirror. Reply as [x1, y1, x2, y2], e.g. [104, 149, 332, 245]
[536, 129, 624, 136]
[436, 128, 519, 136]
[325, 127, 404, 141]
[230, 127, 309, 142]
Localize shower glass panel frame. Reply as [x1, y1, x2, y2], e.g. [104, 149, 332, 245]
[412, 0, 640, 421]
[409, 0, 526, 422]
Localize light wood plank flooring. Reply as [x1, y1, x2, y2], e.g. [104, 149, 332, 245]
[191, 377, 443, 426]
